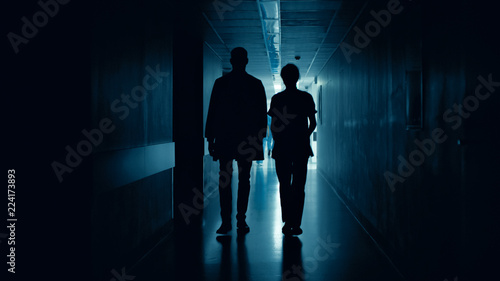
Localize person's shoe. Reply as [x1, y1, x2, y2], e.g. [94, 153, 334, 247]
[216, 223, 232, 234]
[291, 227, 303, 236]
[237, 221, 250, 234]
[282, 224, 293, 236]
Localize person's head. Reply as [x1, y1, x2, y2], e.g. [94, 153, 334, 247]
[281, 64, 300, 88]
[230, 47, 248, 71]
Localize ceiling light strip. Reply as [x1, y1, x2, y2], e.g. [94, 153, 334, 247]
[257, 0, 281, 86]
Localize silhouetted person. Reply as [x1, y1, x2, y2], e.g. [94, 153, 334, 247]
[268, 64, 317, 236]
[205, 47, 267, 234]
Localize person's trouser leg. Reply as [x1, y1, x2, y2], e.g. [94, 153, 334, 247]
[236, 160, 252, 222]
[275, 159, 293, 223]
[290, 157, 308, 228]
[219, 159, 233, 225]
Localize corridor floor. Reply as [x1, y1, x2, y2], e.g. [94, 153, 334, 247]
[130, 158, 405, 281]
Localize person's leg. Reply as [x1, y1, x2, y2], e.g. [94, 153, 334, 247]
[290, 157, 308, 232]
[275, 158, 293, 226]
[236, 159, 252, 225]
[218, 159, 233, 233]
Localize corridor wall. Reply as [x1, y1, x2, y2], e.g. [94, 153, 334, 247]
[316, 0, 499, 279]
[90, 1, 174, 279]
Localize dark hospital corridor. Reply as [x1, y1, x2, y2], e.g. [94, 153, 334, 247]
[3, 0, 500, 281]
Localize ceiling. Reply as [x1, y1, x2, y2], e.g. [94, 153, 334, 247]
[202, 0, 367, 98]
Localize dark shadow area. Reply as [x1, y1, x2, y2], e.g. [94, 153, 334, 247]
[237, 234, 250, 281]
[282, 236, 304, 281]
[174, 222, 205, 280]
[216, 235, 232, 281]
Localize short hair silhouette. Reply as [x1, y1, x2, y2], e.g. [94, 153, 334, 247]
[230, 47, 248, 67]
[281, 64, 300, 87]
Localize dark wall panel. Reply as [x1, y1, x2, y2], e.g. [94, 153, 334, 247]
[172, 2, 206, 224]
[90, 1, 175, 279]
[92, 169, 173, 279]
[458, 1, 500, 279]
[91, 0, 173, 151]
[316, 0, 498, 279]
[202, 41, 223, 220]
[203, 42, 223, 140]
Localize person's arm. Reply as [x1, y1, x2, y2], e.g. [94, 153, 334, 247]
[307, 94, 317, 136]
[268, 97, 281, 142]
[307, 114, 317, 136]
[206, 80, 220, 156]
[258, 81, 268, 138]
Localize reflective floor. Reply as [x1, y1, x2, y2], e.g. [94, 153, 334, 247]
[130, 158, 405, 281]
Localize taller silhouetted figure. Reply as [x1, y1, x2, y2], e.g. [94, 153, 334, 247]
[268, 64, 317, 236]
[205, 47, 267, 234]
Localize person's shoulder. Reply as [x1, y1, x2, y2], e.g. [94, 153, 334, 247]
[271, 90, 286, 100]
[244, 73, 263, 84]
[216, 74, 229, 82]
[215, 73, 236, 88]
[298, 89, 312, 96]
[299, 90, 314, 101]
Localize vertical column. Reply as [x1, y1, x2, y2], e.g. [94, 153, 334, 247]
[173, 2, 205, 226]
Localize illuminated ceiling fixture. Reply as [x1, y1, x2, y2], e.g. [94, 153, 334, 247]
[257, 0, 281, 88]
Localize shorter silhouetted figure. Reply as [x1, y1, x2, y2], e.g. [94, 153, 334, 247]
[268, 64, 317, 236]
[205, 47, 267, 234]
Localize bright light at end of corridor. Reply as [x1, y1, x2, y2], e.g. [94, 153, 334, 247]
[274, 83, 282, 92]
